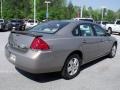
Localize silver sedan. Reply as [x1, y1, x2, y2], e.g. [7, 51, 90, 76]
[5, 20, 117, 79]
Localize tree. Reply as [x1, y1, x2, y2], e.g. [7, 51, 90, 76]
[88, 6, 93, 18]
[67, 0, 75, 19]
[82, 6, 89, 18]
[105, 10, 116, 21]
[1, 0, 119, 21]
[3, 0, 31, 19]
[116, 9, 120, 19]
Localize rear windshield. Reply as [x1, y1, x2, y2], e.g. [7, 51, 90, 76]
[28, 21, 69, 34]
[0, 20, 4, 22]
[11, 20, 23, 23]
[28, 20, 37, 23]
[96, 22, 100, 24]
[102, 22, 108, 25]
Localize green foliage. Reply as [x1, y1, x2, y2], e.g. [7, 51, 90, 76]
[104, 10, 116, 21]
[1, 0, 120, 21]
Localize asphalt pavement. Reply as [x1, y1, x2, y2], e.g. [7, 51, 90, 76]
[0, 31, 120, 90]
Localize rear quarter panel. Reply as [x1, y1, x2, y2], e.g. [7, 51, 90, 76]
[42, 35, 83, 70]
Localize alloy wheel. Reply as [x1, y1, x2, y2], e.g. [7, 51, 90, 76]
[67, 58, 79, 76]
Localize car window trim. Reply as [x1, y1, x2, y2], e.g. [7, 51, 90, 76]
[72, 25, 81, 36]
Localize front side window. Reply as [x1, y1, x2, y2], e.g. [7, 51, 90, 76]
[93, 25, 106, 36]
[80, 24, 94, 36]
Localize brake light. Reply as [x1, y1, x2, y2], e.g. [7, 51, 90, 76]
[30, 37, 49, 50]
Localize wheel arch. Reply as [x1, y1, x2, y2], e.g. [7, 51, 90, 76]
[64, 50, 83, 65]
[68, 50, 82, 58]
[61, 50, 83, 79]
[108, 27, 112, 30]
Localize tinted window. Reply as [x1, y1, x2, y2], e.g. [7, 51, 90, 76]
[28, 21, 69, 34]
[80, 24, 94, 36]
[116, 20, 120, 25]
[0, 20, 4, 23]
[18, 20, 23, 23]
[102, 21, 108, 25]
[80, 19, 94, 22]
[96, 21, 101, 24]
[11, 20, 16, 22]
[28, 20, 38, 23]
[11, 20, 24, 24]
[93, 25, 106, 36]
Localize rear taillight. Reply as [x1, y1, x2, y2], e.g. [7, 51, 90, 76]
[30, 37, 49, 50]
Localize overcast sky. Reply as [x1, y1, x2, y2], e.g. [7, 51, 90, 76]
[68, 0, 120, 11]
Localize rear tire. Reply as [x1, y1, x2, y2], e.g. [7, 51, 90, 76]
[108, 28, 112, 34]
[61, 54, 81, 80]
[108, 44, 117, 58]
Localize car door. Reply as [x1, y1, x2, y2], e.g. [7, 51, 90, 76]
[115, 20, 120, 32]
[78, 23, 102, 63]
[93, 24, 112, 56]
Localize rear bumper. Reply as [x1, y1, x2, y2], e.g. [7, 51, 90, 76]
[5, 44, 63, 73]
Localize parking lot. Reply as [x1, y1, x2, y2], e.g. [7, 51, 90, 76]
[0, 31, 120, 90]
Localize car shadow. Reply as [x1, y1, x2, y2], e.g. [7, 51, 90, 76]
[16, 67, 62, 83]
[0, 30, 10, 32]
[16, 56, 108, 83]
[80, 56, 107, 71]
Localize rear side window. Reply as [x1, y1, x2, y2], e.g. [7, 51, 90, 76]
[28, 21, 69, 34]
[80, 24, 94, 36]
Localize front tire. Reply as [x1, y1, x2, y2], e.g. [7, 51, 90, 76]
[108, 44, 117, 58]
[61, 54, 81, 80]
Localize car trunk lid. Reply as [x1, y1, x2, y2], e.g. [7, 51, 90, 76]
[9, 31, 43, 52]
